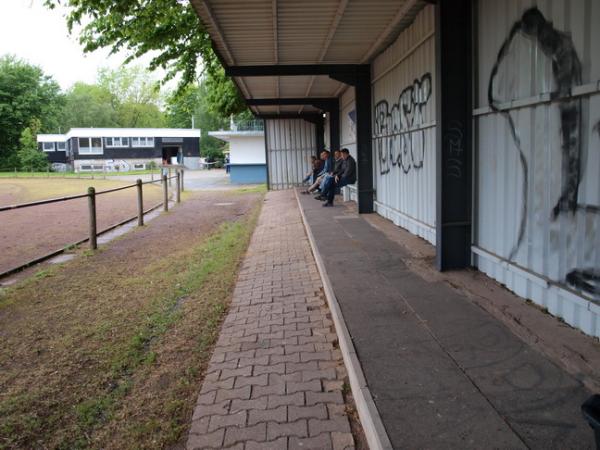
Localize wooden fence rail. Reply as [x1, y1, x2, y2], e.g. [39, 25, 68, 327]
[0, 171, 183, 275]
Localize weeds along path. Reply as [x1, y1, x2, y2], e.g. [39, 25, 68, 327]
[0, 188, 264, 450]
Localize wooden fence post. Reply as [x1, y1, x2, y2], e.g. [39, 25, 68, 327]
[168, 167, 172, 187]
[137, 179, 144, 226]
[88, 187, 97, 250]
[176, 171, 181, 203]
[163, 175, 169, 212]
[180, 169, 185, 192]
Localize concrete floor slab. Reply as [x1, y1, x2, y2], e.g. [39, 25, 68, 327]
[296, 191, 593, 449]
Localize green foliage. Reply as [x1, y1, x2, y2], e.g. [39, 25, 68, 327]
[62, 82, 117, 128]
[0, 55, 64, 167]
[203, 67, 248, 117]
[43, 0, 249, 118]
[165, 82, 228, 161]
[63, 66, 165, 129]
[17, 119, 48, 171]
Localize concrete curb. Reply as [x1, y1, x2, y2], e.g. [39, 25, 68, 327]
[294, 189, 393, 450]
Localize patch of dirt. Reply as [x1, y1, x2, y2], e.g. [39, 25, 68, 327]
[0, 180, 163, 274]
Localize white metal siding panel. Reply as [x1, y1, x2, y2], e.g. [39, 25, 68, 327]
[474, 0, 600, 336]
[340, 88, 358, 202]
[266, 119, 316, 190]
[371, 5, 436, 244]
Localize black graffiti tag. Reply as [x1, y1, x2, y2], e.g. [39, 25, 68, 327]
[375, 73, 432, 175]
[489, 7, 600, 297]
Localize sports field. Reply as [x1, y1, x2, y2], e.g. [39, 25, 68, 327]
[0, 178, 163, 274]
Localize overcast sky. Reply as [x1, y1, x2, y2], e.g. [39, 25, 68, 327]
[0, 0, 160, 90]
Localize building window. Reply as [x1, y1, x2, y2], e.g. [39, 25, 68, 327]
[78, 137, 103, 154]
[105, 137, 129, 147]
[57, 142, 66, 151]
[131, 137, 154, 147]
[133, 163, 145, 170]
[42, 142, 55, 152]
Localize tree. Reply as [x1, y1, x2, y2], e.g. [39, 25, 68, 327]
[165, 82, 227, 161]
[62, 82, 117, 128]
[17, 119, 48, 171]
[0, 55, 64, 167]
[61, 66, 166, 129]
[43, 0, 249, 117]
[98, 66, 165, 127]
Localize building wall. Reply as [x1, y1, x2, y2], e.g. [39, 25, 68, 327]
[70, 136, 199, 160]
[371, 5, 437, 244]
[473, 0, 600, 336]
[230, 165, 267, 184]
[265, 119, 316, 190]
[229, 135, 266, 164]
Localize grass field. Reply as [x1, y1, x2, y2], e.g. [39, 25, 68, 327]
[0, 190, 263, 449]
[0, 169, 161, 179]
[0, 178, 164, 275]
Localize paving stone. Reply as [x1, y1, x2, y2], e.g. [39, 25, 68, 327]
[308, 417, 351, 436]
[224, 423, 267, 447]
[235, 373, 269, 388]
[248, 405, 287, 425]
[230, 397, 268, 412]
[192, 400, 230, 420]
[267, 419, 308, 440]
[268, 392, 305, 409]
[208, 410, 247, 432]
[305, 391, 344, 406]
[288, 404, 328, 422]
[331, 432, 355, 450]
[254, 363, 286, 376]
[289, 433, 333, 450]
[245, 437, 288, 450]
[220, 365, 253, 381]
[187, 429, 224, 449]
[286, 379, 322, 394]
[215, 385, 251, 403]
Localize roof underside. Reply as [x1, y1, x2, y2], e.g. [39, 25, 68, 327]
[191, 0, 428, 115]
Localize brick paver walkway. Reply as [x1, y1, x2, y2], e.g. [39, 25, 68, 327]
[187, 190, 355, 450]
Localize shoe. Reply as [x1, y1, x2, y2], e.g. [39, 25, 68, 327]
[322, 202, 333, 207]
[301, 190, 310, 195]
[314, 195, 325, 200]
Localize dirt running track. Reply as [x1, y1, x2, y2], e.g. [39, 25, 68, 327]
[0, 188, 163, 275]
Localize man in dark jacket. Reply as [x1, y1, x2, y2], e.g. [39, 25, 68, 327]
[323, 148, 356, 207]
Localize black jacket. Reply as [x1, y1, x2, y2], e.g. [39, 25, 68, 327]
[341, 155, 356, 184]
[332, 157, 344, 176]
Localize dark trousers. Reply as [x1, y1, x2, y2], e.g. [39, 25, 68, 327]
[326, 177, 351, 204]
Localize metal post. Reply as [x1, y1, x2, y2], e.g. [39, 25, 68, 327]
[136, 179, 144, 226]
[14, 167, 17, 178]
[176, 171, 181, 203]
[47, 166, 50, 178]
[151, 170, 154, 182]
[180, 170, 184, 192]
[88, 187, 97, 250]
[435, 0, 472, 271]
[163, 174, 169, 212]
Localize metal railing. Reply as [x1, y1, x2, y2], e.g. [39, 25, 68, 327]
[230, 120, 264, 132]
[0, 170, 185, 279]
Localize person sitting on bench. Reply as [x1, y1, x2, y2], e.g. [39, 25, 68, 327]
[322, 148, 356, 207]
[302, 150, 330, 194]
[315, 150, 343, 201]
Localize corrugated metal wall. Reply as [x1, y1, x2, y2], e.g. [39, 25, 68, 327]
[474, 0, 600, 336]
[265, 119, 316, 190]
[371, 5, 437, 244]
[340, 88, 358, 202]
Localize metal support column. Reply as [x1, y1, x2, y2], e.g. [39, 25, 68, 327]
[435, 0, 472, 270]
[316, 116, 325, 154]
[355, 66, 374, 214]
[329, 98, 340, 152]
